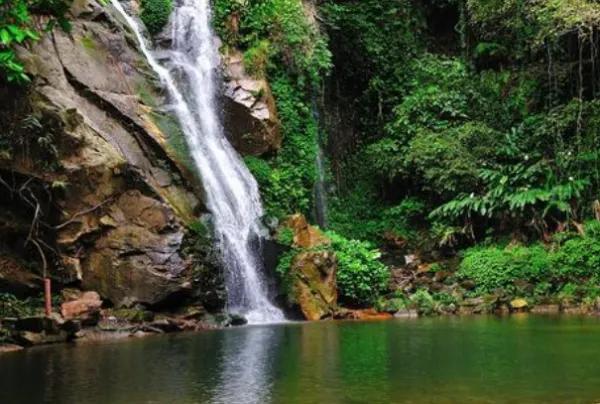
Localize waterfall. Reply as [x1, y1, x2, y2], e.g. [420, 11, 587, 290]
[311, 93, 329, 229]
[110, 0, 284, 323]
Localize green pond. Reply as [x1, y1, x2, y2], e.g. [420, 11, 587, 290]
[2, 315, 600, 403]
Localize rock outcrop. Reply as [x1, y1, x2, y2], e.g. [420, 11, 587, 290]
[222, 50, 281, 156]
[289, 250, 337, 320]
[60, 290, 102, 323]
[0, 0, 221, 308]
[279, 214, 337, 320]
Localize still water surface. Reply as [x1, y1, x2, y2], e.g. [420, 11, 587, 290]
[2, 316, 600, 403]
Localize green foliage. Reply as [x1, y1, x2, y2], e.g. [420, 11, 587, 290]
[550, 222, 600, 280]
[140, 0, 172, 35]
[327, 231, 389, 305]
[275, 248, 296, 278]
[245, 76, 318, 218]
[458, 244, 551, 294]
[455, 221, 600, 301]
[188, 220, 210, 238]
[0, 293, 40, 318]
[275, 227, 294, 246]
[409, 289, 436, 316]
[243, 39, 270, 77]
[467, 0, 600, 47]
[321, 0, 424, 129]
[376, 295, 407, 313]
[0, 0, 72, 82]
[431, 99, 600, 234]
[215, 0, 332, 220]
[213, 0, 331, 84]
[275, 229, 390, 305]
[1, 114, 61, 169]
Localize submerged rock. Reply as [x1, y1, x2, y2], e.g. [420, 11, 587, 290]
[531, 304, 560, 314]
[394, 308, 419, 319]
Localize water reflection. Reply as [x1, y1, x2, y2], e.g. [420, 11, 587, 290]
[211, 326, 281, 404]
[2, 317, 600, 403]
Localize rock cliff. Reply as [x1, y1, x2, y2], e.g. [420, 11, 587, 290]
[0, 0, 221, 309]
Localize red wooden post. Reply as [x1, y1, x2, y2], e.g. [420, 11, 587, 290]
[44, 278, 52, 316]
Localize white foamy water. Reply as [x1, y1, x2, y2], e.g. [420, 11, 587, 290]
[110, 0, 284, 323]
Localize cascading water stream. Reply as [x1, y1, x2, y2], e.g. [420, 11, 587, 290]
[311, 93, 329, 229]
[110, 0, 284, 323]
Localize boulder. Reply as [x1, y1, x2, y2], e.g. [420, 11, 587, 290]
[81, 191, 194, 307]
[510, 298, 529, 311]
[0, 344, 24, 354]
[281, 214, 330, 249]
[60, 291, 103, 324]
[222, 50, 281, 156]
[13, 316, 75, 346]
[288, 250, 337, 321]
[15, 317, 61, 334]
[15, 331, 65, 346]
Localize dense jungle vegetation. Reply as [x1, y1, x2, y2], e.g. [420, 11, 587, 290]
[3, 0, 600, 315]
[213, 0, 600, 311]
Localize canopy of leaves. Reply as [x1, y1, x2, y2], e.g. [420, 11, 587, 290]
[0, 0, 72, 82]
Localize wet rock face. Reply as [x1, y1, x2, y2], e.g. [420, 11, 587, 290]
[0, 0, 222, 309]
[222, 50, 281, 156]
[60, 290, 102, 324]
[289, 250, 337, 321]
[82, 191, 193, 306]
[279, 214, 337, 320]
[0, 256, 43, 297]
[282, 214, 330, 249]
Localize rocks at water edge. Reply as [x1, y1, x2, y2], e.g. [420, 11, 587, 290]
[510, 298, 529, 312]
[12, 315, 77, 346]
[289, 250, 337, 321]
[278, 214, 338, 320]
[61, 290, 103, 325]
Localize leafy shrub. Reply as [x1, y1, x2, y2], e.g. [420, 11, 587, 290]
[0, 326, 10, 343]
[0, 0, 72, 82]
[140, 0, 173, 35]
[213, 0, 331, 83]
[550, 229, 600, 280]
[243, 40, 271, 77]
[458, 244, 551, 294]
[245, 76, 318, 218]
[275, 227, 294, 246]
[376, 295, 407, 313]
[409, 289, 435, 315]
[275, 248, 296, 278]
[0, 293, 39, 318]
[327, 231, 390, 305]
